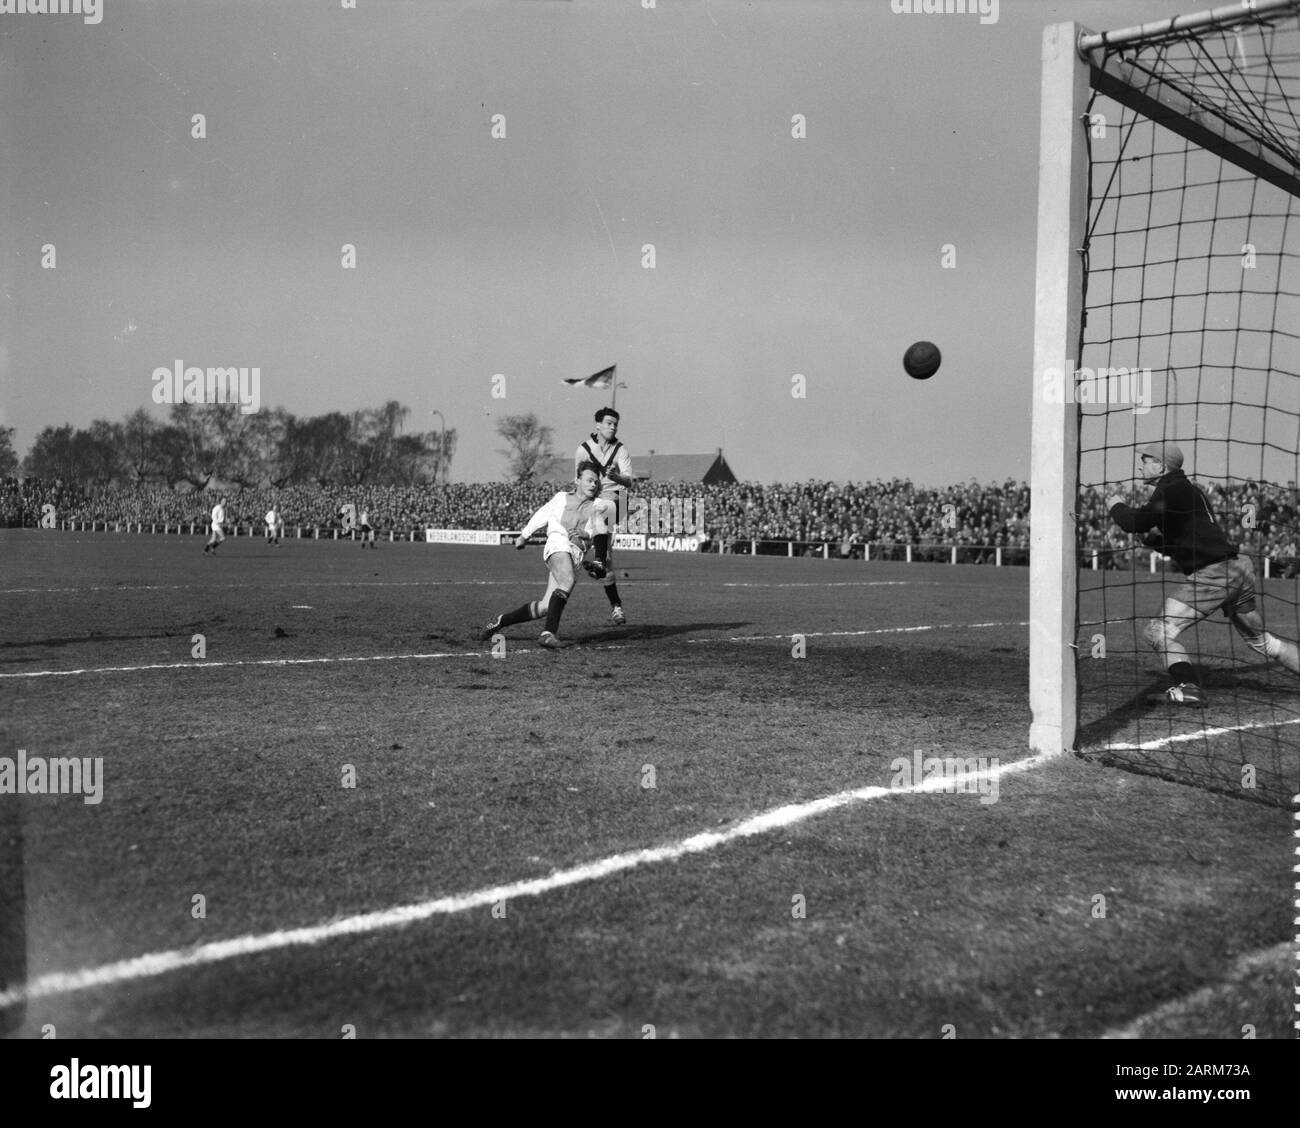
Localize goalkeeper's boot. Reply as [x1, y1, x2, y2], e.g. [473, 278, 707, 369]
[610, 605, 626, 626]
[538, 631, 566, 649]
[479, 614, 504, 641]
[1151, 682, 1207, 707]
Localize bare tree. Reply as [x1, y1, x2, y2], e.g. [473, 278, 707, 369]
[21, 425, 78, 481]
[18, 398, 454, 489]
[496, 413, 555, 483]
[122, 409, 162, 485]
[0, 426, 19, 479]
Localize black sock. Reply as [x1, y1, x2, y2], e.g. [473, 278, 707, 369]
[499, 602, 538, 628]
[593, 533, 610, 564]
[545, 588, 569, 633]
[1169, 661, 1196, 685]
[603, 582, 621, 607]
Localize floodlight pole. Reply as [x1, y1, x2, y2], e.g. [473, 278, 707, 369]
[431, 409, 446, 485]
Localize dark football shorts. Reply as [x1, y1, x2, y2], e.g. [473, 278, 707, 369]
[1168, 555, 1257, 617]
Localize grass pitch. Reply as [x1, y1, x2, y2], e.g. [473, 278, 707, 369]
[0, 529, 1291, 1038]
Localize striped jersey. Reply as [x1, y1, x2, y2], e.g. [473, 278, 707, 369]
[575, 436, 633, 503]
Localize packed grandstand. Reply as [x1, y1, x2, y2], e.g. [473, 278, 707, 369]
[3, 475, 1296, 575]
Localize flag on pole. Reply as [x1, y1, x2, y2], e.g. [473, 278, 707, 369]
[563, 365, 616, 389]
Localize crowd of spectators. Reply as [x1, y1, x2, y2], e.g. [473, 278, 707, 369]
[1075, 481, 1299, 575]
[41, 481, 556, 537]
[703, 478, 1032, 557]
[3, 475, 1296, 574]
[1, 476, 82, 529]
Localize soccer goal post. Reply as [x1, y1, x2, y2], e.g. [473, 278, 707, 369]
[1030, 1, 1300, 806]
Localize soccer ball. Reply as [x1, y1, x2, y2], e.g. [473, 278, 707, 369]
[903, 341, 941, 380]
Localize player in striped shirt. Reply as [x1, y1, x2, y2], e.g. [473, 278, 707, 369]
[1107, 443, 1299, 706]
[480, 463, 615, 649]
[575, 407, 636, 625]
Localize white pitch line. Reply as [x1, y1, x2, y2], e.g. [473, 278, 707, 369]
[0, 621, 1025, 679]
[690, 621, 1028, 643]
[719, 581, 940, 588]
[0, 752, 1052, 1010]
[0, 579, 945, 597]
[0, 581, 528, 595]
[1102, 716, 1300, 750]
[0, 651, 483, 680]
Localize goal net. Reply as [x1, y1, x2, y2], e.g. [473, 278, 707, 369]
[1031, 1, 1300, 808]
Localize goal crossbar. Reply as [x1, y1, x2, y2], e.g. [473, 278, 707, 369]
[1077, 0, 1298, 53]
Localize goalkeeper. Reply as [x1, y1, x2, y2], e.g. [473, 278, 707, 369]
[479, 463, 615, 650]
[1106, 443, 1299, 707]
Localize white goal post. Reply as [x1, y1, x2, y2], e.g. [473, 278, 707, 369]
[1029, 19, 1088, 757]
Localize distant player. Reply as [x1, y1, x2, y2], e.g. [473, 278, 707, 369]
[265, 505, 282, 545]
[480, 463, 614, 649]
[334, 501, 354, 537]
[359, 507, 377, 549]
[1106, 443, 1299, 707]
[203, 496, 227, 554]
[575, 407, 637, 625]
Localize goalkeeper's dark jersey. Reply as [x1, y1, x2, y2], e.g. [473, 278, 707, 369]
[1108, 469, 1237, 576]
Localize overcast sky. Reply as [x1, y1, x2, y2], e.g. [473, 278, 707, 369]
[0, 0, 1246, 486]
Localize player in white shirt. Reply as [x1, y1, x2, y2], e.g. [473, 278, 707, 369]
[480, 463, 615, 649]
[574, 407, 637, 625]
[265, 506, 282, 545]
[359, 508, 376, 549]
[203, 497, 227, 554]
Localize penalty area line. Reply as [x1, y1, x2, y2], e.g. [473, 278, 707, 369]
[718, 581, 941, 588]
[0, 753, 1053, 1010]
[0, 651, 487, 680]
[0, 580, 675, 596]
[0, 580, 532, 596]
[0, 623, 1027, 678]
